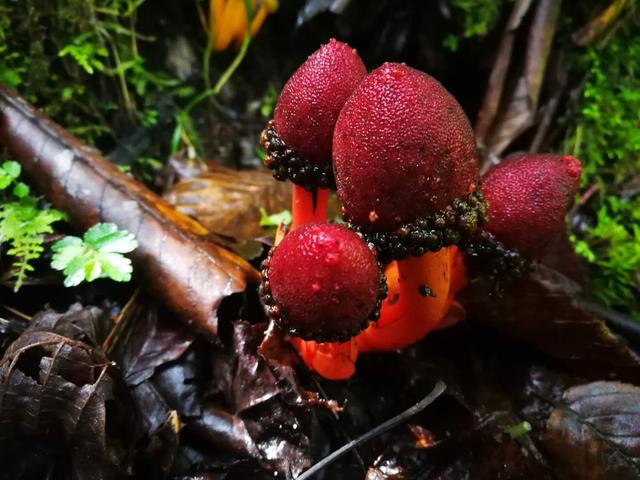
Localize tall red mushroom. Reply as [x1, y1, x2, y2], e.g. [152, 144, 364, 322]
[333, 63, 486, 350]
[260, 39, 366, 230]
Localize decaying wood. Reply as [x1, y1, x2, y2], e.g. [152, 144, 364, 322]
[0, 85, 259, 336]
[475, 0, 534, 150]
[475, 0, 562, 170]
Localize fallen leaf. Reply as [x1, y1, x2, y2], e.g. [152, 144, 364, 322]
[165, 163, 291, 242]
[227, 322, 312, 476]
[475, 0, 562, 163]
[366, 457, 408, 479]
[475, 0, 535, 148]
[0, 329, 136, 479]
[29, 302, 111, 347]
[115, 300, 195, 386]
[545, 381, 640, 480]
[461, 264, 640, 382]
[0, 85, 259, 337]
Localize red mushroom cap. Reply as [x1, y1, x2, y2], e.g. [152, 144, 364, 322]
[333, 62, 478, 231]
[273, 39, 367, 167]
[266, 223, 381, 341]
[482, 154, 582, 258]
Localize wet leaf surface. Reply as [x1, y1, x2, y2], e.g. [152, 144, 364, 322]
[29, 302, 112, 346]
[116, 300, 195, 386]
[0, 313, 136, 479]
[165, 163, 291, 242]
[545, 381, 640, 480]
[113, 308, 313, 478]
[461, 264, 640, 383]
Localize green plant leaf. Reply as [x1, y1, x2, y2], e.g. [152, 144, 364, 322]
[11, 182, 29, 198]
[259, 208, 291, 228]
[51, 222, 137, 287]
[83, 222, 138, 252]
[0, 161, 21, 189]
[98, 252, 133, 282]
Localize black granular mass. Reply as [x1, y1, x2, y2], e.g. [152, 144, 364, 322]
[418, 285, 434, 297]
[260, 120, 335, 191]
[351, 190, 489, 264]
[464, 231, 531, 294]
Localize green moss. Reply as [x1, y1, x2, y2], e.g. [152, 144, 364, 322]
[444, 0, 502, 51]
[453, 0, 502, 38]
[565, 16, 640, 318]
[0, 0, 177, 147]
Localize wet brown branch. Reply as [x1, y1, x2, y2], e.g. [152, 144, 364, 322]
[0, 85, 259, 337]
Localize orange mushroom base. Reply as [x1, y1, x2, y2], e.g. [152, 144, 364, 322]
[292, 247, 467, 380]
[275, 186, 468, 381]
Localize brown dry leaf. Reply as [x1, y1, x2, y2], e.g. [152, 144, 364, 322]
[30, 302, 112, 346]
[475, 0, 534, 147]
[0, 85, 259, 337]
[0, 329, 135, 479]
[165, 163, 291, 242]
[115, 300, 195, 386]
[545, 381, 640, 480]
[461, 264, 640, 383]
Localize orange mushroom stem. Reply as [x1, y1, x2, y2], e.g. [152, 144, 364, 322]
[282, 184, 467, 381]
[290, 186, 329, 232]
[357, 249, 454, 352]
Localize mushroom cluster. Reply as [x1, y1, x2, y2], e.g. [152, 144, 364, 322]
[259, 40, 582, 380]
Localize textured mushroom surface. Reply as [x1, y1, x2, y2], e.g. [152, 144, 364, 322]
[266, 223, 380, 341]
[482, 154, 582, 258]
[333, 62, 478, 231]
[273, 39, 366, 167]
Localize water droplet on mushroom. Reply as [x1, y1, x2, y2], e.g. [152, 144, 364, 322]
[325, 252, 339, 265]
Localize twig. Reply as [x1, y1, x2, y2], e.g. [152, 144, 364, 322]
[529, 54, 567, 153]
[1, 304, 31, 321]
[574, 0, 631, 46]
[103, 288, 139, 354]
[295, 381, 446, 480]
[578, 299, 640, 345]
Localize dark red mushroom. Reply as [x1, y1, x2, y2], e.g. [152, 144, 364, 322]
[464, 153, 582, 279]
[331, 62, 485, 350]
[260, 223, 385, 343]
[333, 62, 484, 260]
[260, 39, 367, 230]
[481, 153, 582, 258]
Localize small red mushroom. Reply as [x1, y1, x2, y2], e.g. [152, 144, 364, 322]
[260, 39, 366, 230]
[481, 153, 582, 258]
[260, 223, 385, 343]
[463, 153, 583, 281]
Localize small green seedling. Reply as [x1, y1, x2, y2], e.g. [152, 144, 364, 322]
[51, 222, 138, 287]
